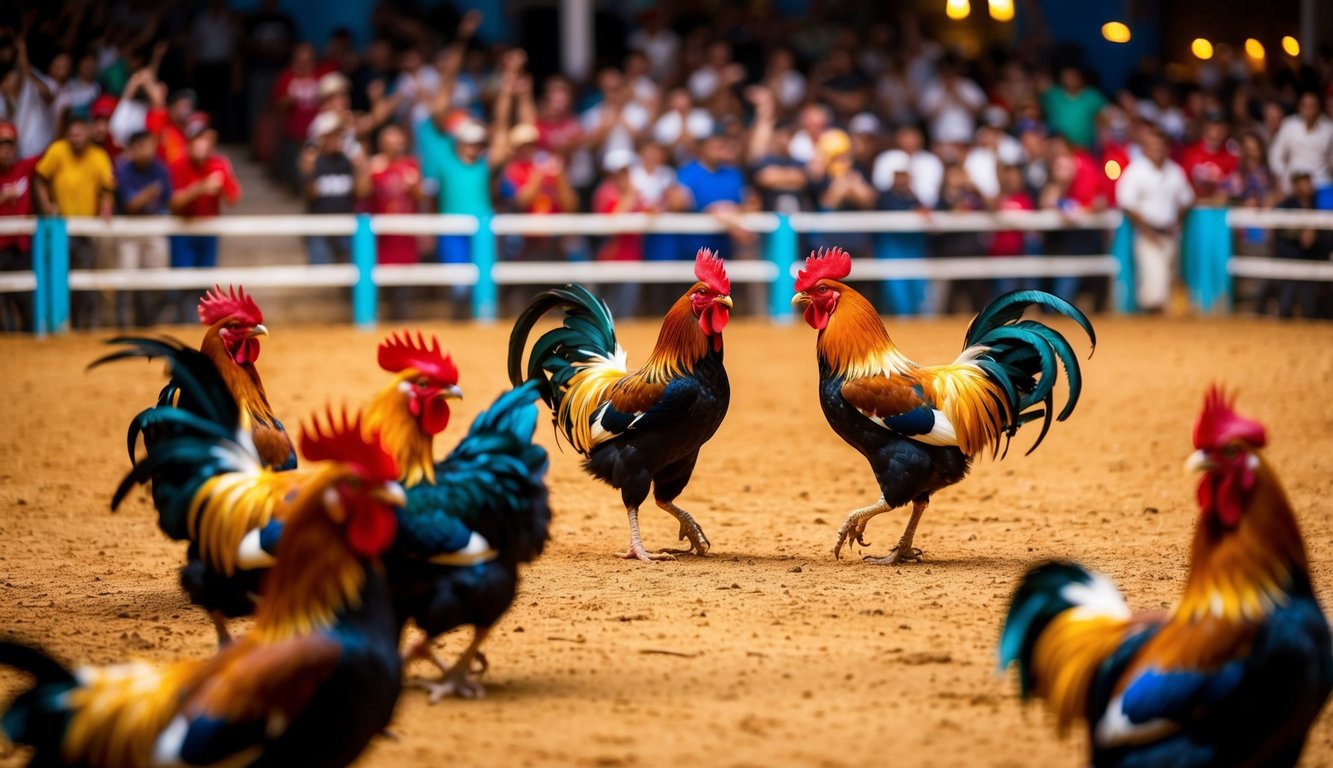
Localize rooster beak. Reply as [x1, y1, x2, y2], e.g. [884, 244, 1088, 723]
[247, 324, 269, 338]
[1184, 450, 1215, 474]
[373, 481, 407, 508]
[791, 292, 811, 308]
[441, 384, 463, 400]
[714, 295, 733, 309]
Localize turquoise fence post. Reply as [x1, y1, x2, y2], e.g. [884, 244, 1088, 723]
[1181, 207, 1229, 312]
[470, 214, 497, 322]
[1111, 217, 1136, 313]
[47, 216, 69, 332]
[351, 213, 377, 328]
[31, 218, 48, 337]
[766, 214, 797, 320]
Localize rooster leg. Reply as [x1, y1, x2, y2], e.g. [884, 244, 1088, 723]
[864, 500, 928, 565]
[655, 500, 711, 556]
[402, 634, 449, 675]
[210, 611, 233, 647]
[411, 627, 492, 703]
[616, 506, 676, 562]
[833, 498, 889, 560]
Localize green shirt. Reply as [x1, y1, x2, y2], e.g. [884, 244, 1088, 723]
[415, 117, 492, 216]
[1040, 86, 1107, 149]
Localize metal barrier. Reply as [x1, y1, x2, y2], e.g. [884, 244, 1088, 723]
[1, 209, 1150, 335]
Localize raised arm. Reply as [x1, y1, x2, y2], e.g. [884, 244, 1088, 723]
[429, 10, 482, 131]
[487, 50, 525, 170]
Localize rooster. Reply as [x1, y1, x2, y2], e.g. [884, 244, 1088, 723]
[508, 248, 731, 563]
[0, 407, 407, 768]
[791, 247, 1095, 563]
[388, 380, 551, 701]
[190, 284, 295, 471]
[95, 331, 465, 646]
[999, 388, 1333, 767]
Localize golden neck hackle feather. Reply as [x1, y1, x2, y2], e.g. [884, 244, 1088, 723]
[363, 372, 436, 488]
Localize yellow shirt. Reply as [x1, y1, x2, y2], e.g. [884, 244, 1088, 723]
[35, 139, 115, 217]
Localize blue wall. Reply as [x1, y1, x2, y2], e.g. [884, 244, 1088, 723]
[227, 0, 513, 48]
[1029, 0, 1161, 93]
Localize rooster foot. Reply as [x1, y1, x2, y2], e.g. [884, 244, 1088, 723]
[617, 542, 676, 562]
[832, 523, 872, 560]
[863, 546, 924, 565]
[411, 670, 486, 703]
[659, 522, 711, 556]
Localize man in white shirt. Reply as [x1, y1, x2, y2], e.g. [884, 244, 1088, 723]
[0, 37, 56, 160]
[917, 59, 986, 147]
[1116, 127, 1195, 312]
[872, 125, 944, 208]
[1268, 91, 1333, 194]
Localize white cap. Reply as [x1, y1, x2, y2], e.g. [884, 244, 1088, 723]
[603, 147, 635, 172]
[318, 72, 350, 99]
[879, 149, 910, 175]
[848, 112, 882, 135]
[997, 141, 1024, 166]
[308, 110, 342, 141]
[452, 119, 487, 145]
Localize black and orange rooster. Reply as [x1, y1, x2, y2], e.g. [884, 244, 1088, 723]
[190, 284, 295, 470]
[0, 406, 407, 768]
[791, 248, 1095, 563]
[1000, 388, 1333, 766]
[508, 249, 732, 562]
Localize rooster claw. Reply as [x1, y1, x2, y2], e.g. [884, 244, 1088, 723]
[863, 547, 923, 565]
[659, 524, 711, 557]
[411, 673, 486, 703]
[617, 543, 676, 562]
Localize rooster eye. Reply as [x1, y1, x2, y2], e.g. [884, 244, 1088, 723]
[818, 285, 829, 294]
[1225, 445, 1239, 458]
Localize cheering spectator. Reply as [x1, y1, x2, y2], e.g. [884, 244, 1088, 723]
[272, 42, 326, 187]
[0, 122, 36, 332]
[54, 53, 101, 120]
[1116, 127, 1195, 313]
[633, 140, 685, 266]
[934, 162, 988, 313]
[1040, 65, 1107, 150]
[34, 116, 115, 329]
[89, 95, 122, 160]
[919, 56, 986, 148]
[872, 150, 928, 316]
[0, 34, 57, 161]
[147, 88, 195, 168]
[368, 123, 422, 266]
[1042, 135, 1109, 306]
[653, 87, 713, 161]
[1268, 91, 1333, 198]
[592, 148, 646, 316]
[1181, 113, 1239, 205]
[677, 128, 745, 257]
[810, 129, 875, 213]
[169, 117, 240, 274]
[628, 9, 679, 82]
[113, 130, 171, 327]
[814, 48, 871, 121]
[873, 124, 943, 207]
[299, 111, 366, 264]
[990, 163, 1036, 297]
[1270, 172, 1332, 318]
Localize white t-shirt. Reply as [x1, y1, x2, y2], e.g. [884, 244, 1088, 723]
[1116, 158, 1195, 230]
[917, 77, 985, 145]
[773, 70, 806, 111]
[630, 163, 676, 208]
[964, 147, 999, 199]
[0, 73, 57, 159]
[687, 66, 722, 101]
[55, 78, 100, 121]
[581, 101, 651, 164]
[1268, 114, 1333, 189]
[653, 109, 713, 146]
[872, 148, 944, 208]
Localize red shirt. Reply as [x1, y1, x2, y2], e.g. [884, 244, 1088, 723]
[146, 108, 189, 168]
[368, 156, 420, 215]
[1068, 149, 1108, 208]
[170, 154, 241, 218]
[592, 179, 644, 262]
[1180, 140, 1239, 197]
[0, 157, 37, 251]
[501, 158, 569, 214]
[272, 69, 323, 141]
[536, 116, 581, 153]
[988, 191, 1033, 256]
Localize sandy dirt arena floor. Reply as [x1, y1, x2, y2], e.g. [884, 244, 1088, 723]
[2, 313, 1333, 767]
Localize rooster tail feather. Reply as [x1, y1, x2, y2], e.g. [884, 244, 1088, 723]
[0, 639, 76, 755]
[91, 336, 240, 428]
[963, 291, 1095, 454]
[507, 285, 619, 415]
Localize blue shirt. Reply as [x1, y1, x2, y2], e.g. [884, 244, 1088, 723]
[677, 161, 743, 211]
[114, 157, 173, 215]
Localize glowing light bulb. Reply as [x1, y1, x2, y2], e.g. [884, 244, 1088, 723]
[946, 0, 970, 21]
[1104, 160, 1123, 181]
[1282, 36, 1300, 57]
[1101, 22, 1131, 44]
[1191, 38, 1214, 61]
[1244, 38, 1265, 60]
[988, 0, 1014, 22]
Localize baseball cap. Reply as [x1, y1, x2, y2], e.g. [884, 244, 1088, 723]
[603, 147, 635, 172]
[308, 110, 343, 141]
[879, 149, 910, 175]
[318, 72, 350, 99]
[509, 123, 540, 147]
[453, 119, 487, 145]
[91, 95, 118, 119]
[184, 113, 213, 139]
[0, 122, 16, 143]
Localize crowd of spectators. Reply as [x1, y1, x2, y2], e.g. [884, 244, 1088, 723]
[1, 2, 1332, 331]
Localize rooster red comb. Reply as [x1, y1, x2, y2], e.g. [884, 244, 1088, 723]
[694, 249, 730, 295]
[377, 331, 458, 384]
[795, 247, 852, 292]
[198, 285, 263, 326]
[300, 406, 399, 483]
[1193, 385, 1266, 451]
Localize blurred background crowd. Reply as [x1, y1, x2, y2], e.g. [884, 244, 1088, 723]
[0, 0, 1330, 331]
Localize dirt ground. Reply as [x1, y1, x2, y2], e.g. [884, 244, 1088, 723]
[2, 314, 1332, 768]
